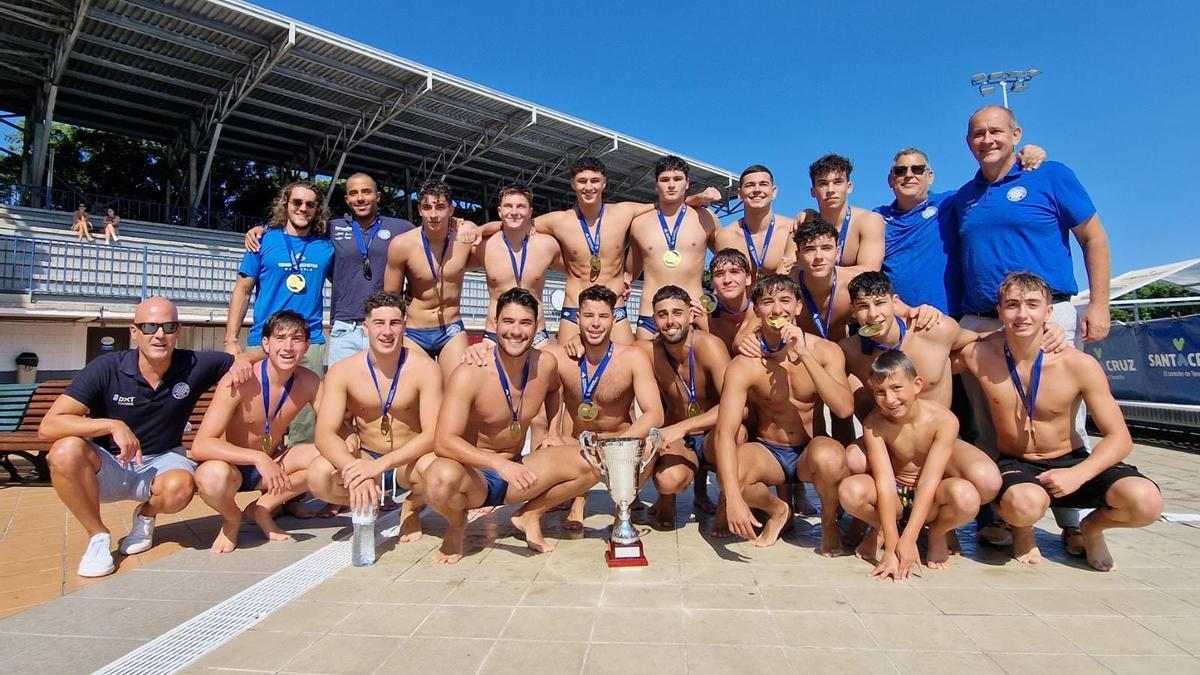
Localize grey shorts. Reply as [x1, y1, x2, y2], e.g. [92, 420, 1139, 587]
[93, 443, 196, 503]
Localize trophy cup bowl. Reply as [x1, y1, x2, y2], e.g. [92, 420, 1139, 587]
[579, 429, 661, 567]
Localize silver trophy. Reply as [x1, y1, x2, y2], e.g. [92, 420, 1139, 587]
[579, 429, 662, 566]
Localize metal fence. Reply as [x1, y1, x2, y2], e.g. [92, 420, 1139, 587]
[0, 183, 263, 233]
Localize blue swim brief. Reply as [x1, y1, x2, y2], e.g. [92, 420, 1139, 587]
[684, 432, 710, 467]
[237, 464, 263, 492]
[635, 314, 658, 335]
[559, 305, 629, 325]
[480, 454, 523, 507]
[361, 449, 401, 496]
[756, 438, 807, 484]
[406, 320, 464, 358]
[483, 329, 551, 348]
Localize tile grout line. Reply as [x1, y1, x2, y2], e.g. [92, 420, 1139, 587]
[90, 507, 404, 675]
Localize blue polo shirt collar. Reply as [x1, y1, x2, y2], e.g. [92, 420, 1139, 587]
[116, 348, 185, 389]
[973, 158, 1023, 186]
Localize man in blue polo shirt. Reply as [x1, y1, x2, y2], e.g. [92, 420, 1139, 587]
[948, 105, 1113, 552]
[40, 297, 251, 577]
[225, 181, 335, 444]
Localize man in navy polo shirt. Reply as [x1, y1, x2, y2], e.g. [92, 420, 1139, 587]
[225, 181, 335, 445]
[40, 297, 251, 577]
[949, 105, 1113, 552]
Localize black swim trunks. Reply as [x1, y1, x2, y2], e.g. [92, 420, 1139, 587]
[996, 446, 1156, 510]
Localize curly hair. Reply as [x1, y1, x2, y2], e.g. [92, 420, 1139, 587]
[269, 181, 328, 236]
[808, 154, 853, 184]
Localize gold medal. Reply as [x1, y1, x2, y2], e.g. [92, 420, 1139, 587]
[767, 316, 789, 329]
[589, 255, 602, 275]
[261, 434, 272, 453]
[286, 273, 306, 293]
[1029, 423, 1037, 446]
[700, 293, 717, 314]
[509, 421, 523, 440]
[687, 401, 700, 418]
[380, 415, 391, 437]
[662, 250, 682, 268]
[577, 402, 598, 421]
[857, 323, 885, 337]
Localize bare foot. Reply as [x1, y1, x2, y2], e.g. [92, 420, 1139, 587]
[653, 495, 677, 530]
[926, 531, 953, 569]
[1079, 518, 1115, 572]
[398, 497, 423, 543]
[245, 502, 291, 542]
[211, 518, 240, 554]
[1011, 525, 1042, 565]
[855, 527, 881, 561]
[285, 499, 320, 519]
[563, 497, 585, 532]
[792, 483, 818, 517]
[819, 523, 844, 557]
[842, 518, 869, 548]
[693, 483, 717, 515]
[754, 502, 792, 547]
[432, 538, 463, 564]
[1060, 526, 1086, 557]
[945, 529, 963, 556]
[470, 506, 497, 517]
[512, 511, 556, 553]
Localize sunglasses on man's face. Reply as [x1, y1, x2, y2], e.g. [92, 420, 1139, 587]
[891, 164, 928, 177]
[134, 321, 181, 335]
[289, 198, 318, 210]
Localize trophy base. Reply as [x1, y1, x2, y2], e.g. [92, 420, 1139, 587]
[605, 540, 648, 567]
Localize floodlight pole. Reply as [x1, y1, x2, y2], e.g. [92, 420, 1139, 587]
[999, 81, 1009, 109]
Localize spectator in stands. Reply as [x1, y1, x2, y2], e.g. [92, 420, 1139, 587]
[245, 173, 415, 365]
[38, 296, 254, 577]
[224, 181, 334, 446]
[102, 207, 121, 244]
[72, 202, 95, 243]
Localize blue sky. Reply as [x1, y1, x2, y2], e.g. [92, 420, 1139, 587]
[261, 0, 1198, 279]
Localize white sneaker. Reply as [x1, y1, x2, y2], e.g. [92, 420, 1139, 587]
[119, 503, 155, 555]
[78, 533, 115, 577]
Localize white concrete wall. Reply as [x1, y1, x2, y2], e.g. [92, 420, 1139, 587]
[0, 321, 89, 372]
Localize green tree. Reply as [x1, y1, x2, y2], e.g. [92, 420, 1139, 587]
[1111, 280, 1200, 322]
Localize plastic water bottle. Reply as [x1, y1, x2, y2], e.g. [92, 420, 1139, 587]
[351, 506, 377, 567]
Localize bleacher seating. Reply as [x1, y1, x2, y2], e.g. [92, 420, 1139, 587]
[0, 204, 247, 254]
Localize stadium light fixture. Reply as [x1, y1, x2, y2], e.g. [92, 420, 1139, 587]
[971, 67, 1042, 109]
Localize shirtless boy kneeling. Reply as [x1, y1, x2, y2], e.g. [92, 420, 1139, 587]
[193, 310, 323, 553]
[310, 291, 443, 541]
[425, 288, 597, 562]
[955, 272, 1162, 571]
[839, 351, 980, 577]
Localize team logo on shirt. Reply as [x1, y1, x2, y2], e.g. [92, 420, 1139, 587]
[1006, 186, 1028, 202]
[171, 383, 191, 400]
[921, 206, 938, 219]
[378, 229, 392, 241]
[112, 393, 135, 406]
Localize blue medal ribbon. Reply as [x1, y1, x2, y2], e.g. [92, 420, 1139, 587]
[281, 231, 313, 276]
[799, 269, 838, 339]
[1003, 344, 1044, 428]
[368, 348, 408, 424]
[579, 343, 614, 405]
[505, 231, 529, 287]
[861, 318, 908, 354]
[739, 215, 775, 271]
[759, 332, 786, 354]
[420, 226, 452, 283]
[658, 205, 686, 254]
[260, 360, 295, 455]
[836, 208, 851, 265]
[660, 341, 697, 407]
[494, 346, 532, 427]
[351, 215, 382, 277]
[576, 205, 605, 257]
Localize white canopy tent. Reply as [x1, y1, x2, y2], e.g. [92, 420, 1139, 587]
[1075, 257, 1200, 308]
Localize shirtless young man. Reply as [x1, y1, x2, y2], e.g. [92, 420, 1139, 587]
[549, 284, 665, 529]
[383, 180, 477, 379]
[426, 289, 599, 561]
[481, 156, 719, 346]
[714, 274, 853, 552]
[478, 184, 562, 349]
[637, 286, 731, 528]
[955, 273, 1162, 571]
[712, 165, 797, 278]
[193, 310, 323, 553]
[309, 291, 443, 542]
[628, 156, 721, 339]
[706, 249, 757, 355]
[838, 351, 981, 577]
[808, 154, 884, 269]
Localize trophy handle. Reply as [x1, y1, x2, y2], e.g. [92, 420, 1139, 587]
[640, 428, 662, 473]
[578, 431, 607, 479]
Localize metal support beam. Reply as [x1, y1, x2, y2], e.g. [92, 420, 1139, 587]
[192, 123, 222, 210]
[313, 72, 433, 171]
[50, 0, 91, 85]
[426, 109, 537, 181]
[29, 83, 57, 188]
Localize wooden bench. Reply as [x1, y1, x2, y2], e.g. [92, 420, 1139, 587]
[0, 380, 214, 483]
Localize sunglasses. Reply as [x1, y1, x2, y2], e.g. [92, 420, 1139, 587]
[134, 321, 181, 335]
[891, 165, 928, 177]
[289, 198, 318, 210]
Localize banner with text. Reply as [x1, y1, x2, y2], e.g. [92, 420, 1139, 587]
[1088, 314, 1200, 405]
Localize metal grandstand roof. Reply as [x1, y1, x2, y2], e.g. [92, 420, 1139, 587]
[0, 0, 739, 212]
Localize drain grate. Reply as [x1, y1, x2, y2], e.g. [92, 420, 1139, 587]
[93, 508, 403, 675]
